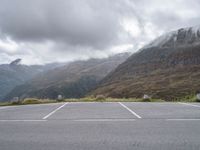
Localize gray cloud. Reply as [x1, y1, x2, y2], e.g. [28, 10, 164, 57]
[0, 0, 129, 49]
[0, 0, 200, 64]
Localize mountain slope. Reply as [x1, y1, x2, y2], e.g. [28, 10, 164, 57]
[91, 26, 200, 100]
[4, 53, 130, 100]
[0, 63, 43, 100]
[0, 60, 64, 101]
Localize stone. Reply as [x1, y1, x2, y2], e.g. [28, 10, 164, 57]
[57, 95, 63, 100]
[196, 93, 200, 100]
[143, 94, 151, 100]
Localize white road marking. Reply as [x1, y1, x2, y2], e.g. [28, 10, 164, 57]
[74, 119, 135, 122]
[118, 102, 142, 119]
[0, 107, 9, 110]
[43, 102, 68, 119]
[0, 106, 16, 110]
[0, 120, 46, 122]
[69, 102, 117, 104]
[178, 102, 200, 108]
[166, 119, 200, 121]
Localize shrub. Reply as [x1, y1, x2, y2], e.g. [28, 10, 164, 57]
[11, 100, 22, 105]
[142, 94, 151, 102]
[196, 97, 200, 102]
[141, 98, 151, 102]
[196, 99, 200, 102]
[22, 98, 41, 104]
[81, 97, 96, 102]
[95, 95, 106, 101]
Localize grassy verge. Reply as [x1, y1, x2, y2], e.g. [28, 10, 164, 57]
[172, 94, 200, 103]
[0, 96, 199, 107]
[0, 98, 58, 107]
[0, 97, 164, 106]
[68, 97, 165, 102]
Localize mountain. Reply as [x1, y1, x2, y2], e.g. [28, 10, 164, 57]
[0, 59, 65, 101]
[91, 26, 200, 100]
[4, 53, 130, 101]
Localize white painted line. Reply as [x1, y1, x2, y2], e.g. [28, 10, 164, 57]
[43, 102, 68, 119]
[0, 120, 47, 122]
[74, 119, 135, 122]
[178, 102, 200, 108]
[118, 102, 142, 119]
[0, 106, 16, 110]
[166, 119, 200, 121]
[0, 107, 9, 110]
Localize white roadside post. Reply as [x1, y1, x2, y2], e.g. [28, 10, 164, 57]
[196, 93, 200, 101]
[143, 94, 151, 100]
[57, 95, 63, 101]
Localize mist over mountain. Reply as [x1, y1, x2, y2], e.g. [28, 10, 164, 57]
[92, 26, 200, 100]
[0, 59, 66, 101]
[4, 53, 130, 101]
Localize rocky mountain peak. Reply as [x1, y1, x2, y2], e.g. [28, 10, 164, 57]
[144, 25, 200, 49]
[10, 59, 22, 66]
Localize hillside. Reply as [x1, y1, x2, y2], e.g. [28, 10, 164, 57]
[4, 53, 130, 100]
[91, 26, 200, 100]
[0, 59, 64, 101]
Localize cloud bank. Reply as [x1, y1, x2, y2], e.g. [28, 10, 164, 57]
[0, 0, 200, 64]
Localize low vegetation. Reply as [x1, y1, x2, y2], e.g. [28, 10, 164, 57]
[173, 94, 200, 102]
[0, 94, 199, 107]
[0, 98, 57, 106]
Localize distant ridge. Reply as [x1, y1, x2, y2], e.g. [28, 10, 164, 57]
[4, 53, 130, 101]
[0, 60, 66, 101]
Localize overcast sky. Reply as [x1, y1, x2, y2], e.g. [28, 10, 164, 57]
[0, 0, 200, 65]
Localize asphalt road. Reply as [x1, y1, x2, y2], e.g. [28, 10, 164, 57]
[0, 102, 200, 150]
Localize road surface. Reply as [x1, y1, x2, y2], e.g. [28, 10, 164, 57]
[0, 102, 200, 150]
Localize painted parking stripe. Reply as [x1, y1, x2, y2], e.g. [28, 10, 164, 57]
[74, 119, 135, 122]
[166, 119, 200, 121]
[0, 107, 9, 110]
[43, 102, 68, 119]
[0, 106, 17, 110]
[178, 102, 200, 108]
[118, 102, 142, 119]
[0, 120, 47, 122]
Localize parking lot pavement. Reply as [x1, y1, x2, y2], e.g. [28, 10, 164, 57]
[124, 102, 200, 119]
[0, 102, 200, 121]
[47, 102, 137, 120]
[0, 102, 200, 150]
[0, 103, 63, 120]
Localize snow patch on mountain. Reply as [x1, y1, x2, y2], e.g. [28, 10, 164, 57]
[143, 25, 200, 49]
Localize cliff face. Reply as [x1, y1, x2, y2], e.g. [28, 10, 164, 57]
[91, 26, 200, 100]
